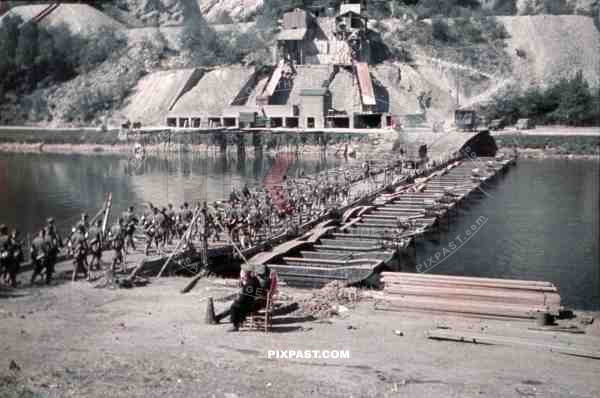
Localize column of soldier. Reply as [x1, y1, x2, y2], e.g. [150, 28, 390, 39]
[0, 160, 401, 288]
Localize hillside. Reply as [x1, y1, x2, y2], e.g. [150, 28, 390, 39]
[499, 15, 600, 87]
[198, 0, 262, 23]
[0, 2, 599, 127]
[0, 4, 125, 36]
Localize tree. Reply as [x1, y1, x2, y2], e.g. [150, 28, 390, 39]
[179, 15, 226, 66]
[0, 14, 21, 67]
[15, 22, 38, 69]
[77, 26, 127, 72]
[431, 18, 453, 42]
[550, 71, 592, 125]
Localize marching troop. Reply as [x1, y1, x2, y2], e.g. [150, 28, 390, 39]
[0, 159, 404, 287]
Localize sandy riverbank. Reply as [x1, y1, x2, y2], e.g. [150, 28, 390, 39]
[1, 276, 599, 398]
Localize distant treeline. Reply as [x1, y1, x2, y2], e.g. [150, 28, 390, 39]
[0, 14, 125, 104]
[495, 134, 600, 155]
[482, 71, 600, 126]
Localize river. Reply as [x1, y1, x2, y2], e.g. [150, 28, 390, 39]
[0, 151, 354, 238]
[418, 158, 600, 310]
[0, 153, 598, 309]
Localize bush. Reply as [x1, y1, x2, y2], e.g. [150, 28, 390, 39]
[482, 70, 600, 126]
[542, 0, 574, 15]
[76, 26, 127, 72]
[431, 18, 453, 42]
[0, 16, 126, 104]
[415, 0, 481, 19]
[179, 17, 226, 66]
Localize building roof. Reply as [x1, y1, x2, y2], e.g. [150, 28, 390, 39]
[339, 3, 362, 15]
[277, 28, 308, 41]
[336, 10, 364, 19]
[355, 62, 376, 106]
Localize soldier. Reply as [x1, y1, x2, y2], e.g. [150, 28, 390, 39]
[108, 218, 125, 272]
[212, 211, 223, 242]
[77, 213, 90, 234]
[87, 219, 104, 271]
[182, 202, 193, 224]
[71, 225, 89, 281]
[174, 211, 185, 240]
[166, 203, 176, 243]
[122, 206, 138, 252]
[0, 225, 10, 283]
[5, 229, 23, 287]
[155, 207, 168, 247]
[30, 229, 49, 285]
[46, 218, 62, 280]
[142, 213, 158, 256]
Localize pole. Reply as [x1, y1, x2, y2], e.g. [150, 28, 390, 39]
[101, 193, 112, 235]
[156, 206, 201, 278]
[456, 73, 460, 107]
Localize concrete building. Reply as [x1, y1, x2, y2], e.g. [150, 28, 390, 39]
[299, 88, 331, 129]
[164, 1, 393, 130]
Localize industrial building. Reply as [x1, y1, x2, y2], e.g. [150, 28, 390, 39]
[165, 0, 393, 130]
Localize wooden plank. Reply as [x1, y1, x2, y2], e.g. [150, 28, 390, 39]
[381, 272, 555, 287]
[381, 285, 560, 306]
[426, 329, 600, 360]
[383, 279, 558, 293]
[373, 294, 559, 318]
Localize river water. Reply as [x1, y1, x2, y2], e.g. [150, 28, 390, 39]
[417, 158, 600, 310]
[0, 153, 598, 309]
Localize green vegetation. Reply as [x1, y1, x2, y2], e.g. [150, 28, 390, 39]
[367, 0, 517, 19]
[0, 15, 126, 105]
[520, 0, 574, 15]
[495, 134, 600, 155]
[482, 71, 600, 126]
[387, 15, 509, 75]
[179, 15, 272, 67]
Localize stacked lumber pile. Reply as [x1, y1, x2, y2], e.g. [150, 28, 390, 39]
[374, 272, 561, 320]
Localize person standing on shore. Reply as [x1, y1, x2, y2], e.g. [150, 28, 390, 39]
[5, 229, 23, 287]
[108, 218, 126, 273]
[71, 225, 89, 281]
[0, 225, 10, 283]
[87, 219, 104, 271]
[122, 206, 138, 252]
[46, 218, 62, 280]
[30, 229, 49, 285]
[142, 215, 156, 256]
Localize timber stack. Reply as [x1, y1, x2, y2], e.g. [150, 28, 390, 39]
[374, 272, 562, 320]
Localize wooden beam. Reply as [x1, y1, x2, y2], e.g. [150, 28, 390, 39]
[426, 329, 600, 360]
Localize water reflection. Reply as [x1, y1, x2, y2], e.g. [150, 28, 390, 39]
[0, 152, 354, 239]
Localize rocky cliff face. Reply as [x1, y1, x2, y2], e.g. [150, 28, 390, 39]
[197, 0, 262, 23]
[105, 0, 261, 25]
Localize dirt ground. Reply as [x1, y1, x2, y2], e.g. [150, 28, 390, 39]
[2, 275, 600, 398]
